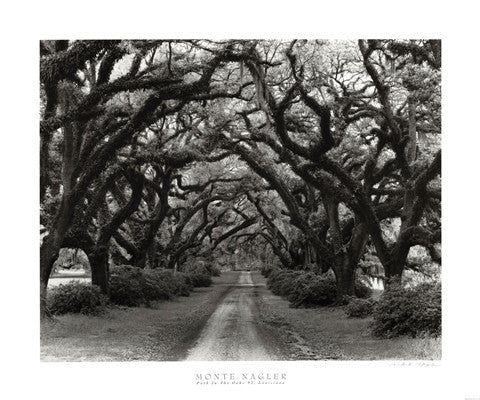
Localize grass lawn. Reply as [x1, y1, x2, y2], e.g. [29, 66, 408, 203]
[41, 272, 238, 361]
[41, 271, 441, 361]
[252, 272, 441, 361]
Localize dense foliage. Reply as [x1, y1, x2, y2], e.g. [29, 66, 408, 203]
[372, 282, 441, 337]
[47, 282, 106, 315]
[109, 266, 145, 307]
[188, 273, 213, 288]
[344, 298, 377, 318]
[107, 264, 215, 307]
[267, 269, 371, 308]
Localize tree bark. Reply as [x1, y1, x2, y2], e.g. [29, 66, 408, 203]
[88, 246, 109, 294]
[334, 258, 357, 301]
[40, 237, 56, 318]
[40, 193, 77, 317]
[407, 95, 417, 163]
[90, 170, 145, 288]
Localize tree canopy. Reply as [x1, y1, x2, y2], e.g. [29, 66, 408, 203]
[40, 39, 441, 315]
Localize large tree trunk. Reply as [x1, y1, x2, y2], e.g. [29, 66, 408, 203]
[88, 246, 109, 294]
[132, 232, 162, 269]
[40, 236, 57, 318]
[277, 249, 295, 269]
[147, 241, 157, 269]
[167, 254, 178, 270]
[324, 194, 369, 302]
[333, 258, 356, 302]
[40, 194, 77, 317]
[323, 195, 354, 302]
[94, 170, 145, 279]
[131, 173, 170, 268]
[384, 244, 410, 286]
[40, 97, 80, 317]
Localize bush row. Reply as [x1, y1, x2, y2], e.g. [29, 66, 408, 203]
[265, 266, 440, 337]
[47, 264, 217, 315]
[183, 263, 220, 277]
[108, 265, 213, 307]
[266, 268, 372, 308]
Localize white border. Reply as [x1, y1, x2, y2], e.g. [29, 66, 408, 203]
[2, 1, 480, 399]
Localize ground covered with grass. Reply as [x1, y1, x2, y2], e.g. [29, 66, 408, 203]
[41, 272, 238, 361]
[252, 272, 441, 360]
[41, 270, 441, 361]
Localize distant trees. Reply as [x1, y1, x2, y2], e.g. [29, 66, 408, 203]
[40, 39, 441, 314]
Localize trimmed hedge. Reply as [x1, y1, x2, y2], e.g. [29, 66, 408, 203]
[287, 272, 338, 307]
[267, 270, 303, 296]
[260, 264, 277, 278]
[142, 270, 174, 304]
[209, 265, 221, 277]
[109, 266, 145, 307]
[189, 273, 212, 288]
[183, 264, 209, 275]
[267, 269, 372, 308]
[181, 263, 217, 287]
[108, 265, 200, 307]
[171, 272, 194, 296]
[345, 297, 376, 318]
[47, 264, 217, 313]
[372, 282, 441, 337]
[152, 270, 193, 296]
[183, 263, 221, 277]
[47, 281, 106, 315]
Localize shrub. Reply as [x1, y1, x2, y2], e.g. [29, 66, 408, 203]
[265, 268, 282, 286]
[261, 264, 278, 278]
[183, 263, 209, 275]
[183, 262, 222, 277]
[209, 265, 221, 277]
[180, 272, 193, 289]
[171, 274, 193, 296]
[267, 269, 374, 308]
[287, 273, 338, 307]
[267, 270, 303, 297]
[189, 273, 212, 288]
[109, 265, 144, 307]
[110, 265, 143, 279]
[47, 281, 106, 315]
[141, 270, 174, 304]
[354, 278, 373, 299]
[148, 269, 177, 293]
[345, 297, 376, 318]
[151, 269, 193, 297]
[108, 266, 198, 306]
[372, 282, 441, 337]
[267, 270, 337, 307]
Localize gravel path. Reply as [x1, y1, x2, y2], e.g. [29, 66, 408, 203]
[184, 271, 286, 361]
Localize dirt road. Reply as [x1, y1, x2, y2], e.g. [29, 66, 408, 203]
[185, 271, 284, 361]
[42, 270, 440, 361]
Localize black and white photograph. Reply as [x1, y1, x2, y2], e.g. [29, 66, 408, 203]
[2, 1, 480, 399]
[39, 38, 442, 362]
